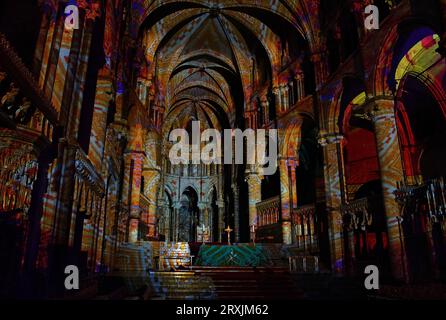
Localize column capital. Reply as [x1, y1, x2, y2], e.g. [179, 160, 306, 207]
[216, 200, 225, 208]
[286, 158, 299, 168]
[245, 164, 265, 177]
[278, 157, 298, 167]
[172, 201, 182, 209]
[197, 202, 208, 210]
[318, 131, 344, 147]
[281, 84, 289, 91]
[294, 72, 304, 80]
[362, 96, 395, 120]
[129, 207, 141, 219]
[246, 173, 262, 188]
[260, 99, 269, 107]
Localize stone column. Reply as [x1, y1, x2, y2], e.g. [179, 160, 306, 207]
[295, 73, 305, 102]
[53, 140, 78, 246]
[121, 152, 132, 200]
[280, 85, 289, 111]
[232, 183, 240, 242]
[288, 81, 295, 106]
[64, 19, 95, 137]
[125, 151, 144, 243]
[289, 159, 298, 209]
[319, 133, 346, 273]
[206, 206, 212, 238]
[166, 204, 173, 242]
[246, 173, 262, 242]
[197, 202, 207, 226]
[143, 131, 161, 237]
[208, 205, 213, 241]
[173, 201, 181, 242]
[197, 202, 208, 241]
[273, 87, 282, 113]
[23, 148, 52, 276]
[88, 67, 113, 171]
[279, 159, 292, 244]
[157, 199, 167, 240]
[252, 106, 258, 129]
[367, 98, 408, 282]
[261, 98, 269, 125]
[311, 51, 329, 90]
[217, 199, 225, 242]
[123, 152, 140, 244]
[128, 216, 139, 243]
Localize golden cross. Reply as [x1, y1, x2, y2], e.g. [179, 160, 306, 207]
[224, 225, 233, 245]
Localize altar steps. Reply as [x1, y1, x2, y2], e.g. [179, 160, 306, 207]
[147, 271, 216, 300]
[196, 267, 302, 300]
[146, 267, 303, 300]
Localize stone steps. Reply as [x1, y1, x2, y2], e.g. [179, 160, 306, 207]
[111, 242, 313, 299]
[145, 266, 302, 300]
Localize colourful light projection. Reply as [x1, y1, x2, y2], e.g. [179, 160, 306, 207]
[395, 33, 442, 89]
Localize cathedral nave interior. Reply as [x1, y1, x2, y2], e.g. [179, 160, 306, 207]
[0, 0, 446, 300]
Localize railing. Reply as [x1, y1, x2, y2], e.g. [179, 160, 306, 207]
[75, 147, 105, 197]
[0, 32, 62, 216]
[292, 204, 316, 225]
[340, 197, 373, 231]
[0, 68, 54, 141]
[292, 204, 317, 252]
[289, 256, 320, 274]
[0, 148, 38, 213]
[256, 196, 280, 227]
[0, 32, 58, 145]
[394, 177, 446, 222]
[0, 32, 59, 138]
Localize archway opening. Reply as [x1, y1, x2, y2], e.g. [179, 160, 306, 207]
[178, 187, 199, 242]
[390, 22, 446, 282]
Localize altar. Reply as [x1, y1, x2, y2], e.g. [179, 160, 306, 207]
[194, 244, 272, 267]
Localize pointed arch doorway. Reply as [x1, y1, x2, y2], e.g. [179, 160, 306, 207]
[178, 187, 199, 242]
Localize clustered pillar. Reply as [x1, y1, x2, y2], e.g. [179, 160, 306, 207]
[246, 173, 262, 242]
[368, 98, 408, 282]
[279, 159, 293, 244]
[232, 183, 240, 242]
[319, 133, 345, 273]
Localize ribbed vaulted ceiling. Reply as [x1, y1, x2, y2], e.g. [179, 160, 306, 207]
[138, 1, 313, 136]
